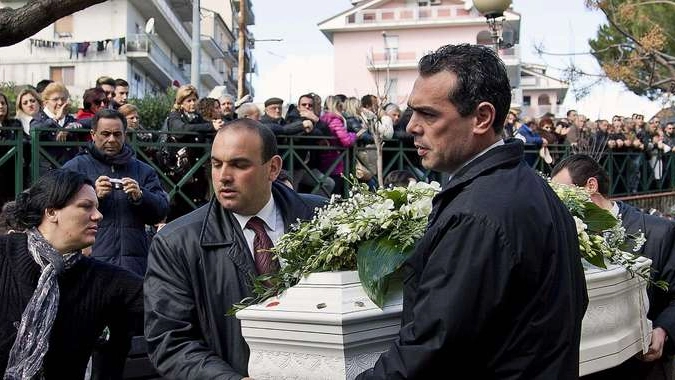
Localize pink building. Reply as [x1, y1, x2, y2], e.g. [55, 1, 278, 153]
[319, 0, 567, 118]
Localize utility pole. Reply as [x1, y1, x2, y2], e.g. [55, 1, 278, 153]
[191, 0, 201, 94]
[237, 0, 247, 99]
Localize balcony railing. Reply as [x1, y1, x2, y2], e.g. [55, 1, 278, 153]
[347, 5, 470, 25]
[126, 33, 189, 86]
[367, 50, 419, 70]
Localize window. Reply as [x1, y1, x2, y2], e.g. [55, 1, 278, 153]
[537, 94, 551, 105]
[54, 15, 73, 38]
[50, 66, 75, 86]
[523, 96, 531, 106]
[386, 78, 398, 104]
[384, 35, 399, 63]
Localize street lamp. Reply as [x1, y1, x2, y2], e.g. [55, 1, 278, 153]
[473, 0, 512, 51]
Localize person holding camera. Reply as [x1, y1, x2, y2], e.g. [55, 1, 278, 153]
[62, 109, 169, 276]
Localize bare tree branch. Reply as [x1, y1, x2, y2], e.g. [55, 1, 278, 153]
[0, 0, 106, 47]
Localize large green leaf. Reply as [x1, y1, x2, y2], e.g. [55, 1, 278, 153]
[357, 237, 413, 307]
[584, 252, 607, 269]
[583, 201, 618, 232]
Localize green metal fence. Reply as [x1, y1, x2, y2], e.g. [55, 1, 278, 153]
[3, 128, 673, 213]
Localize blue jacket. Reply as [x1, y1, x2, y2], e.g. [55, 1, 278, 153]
[63, 143, 169, 276]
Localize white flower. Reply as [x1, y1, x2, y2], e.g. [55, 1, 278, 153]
[573, 216, 587, 235]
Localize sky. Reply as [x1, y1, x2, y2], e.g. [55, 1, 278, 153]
[249, 0, 667, 119]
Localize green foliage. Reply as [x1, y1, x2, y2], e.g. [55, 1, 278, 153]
[228, 180, 441, 314]
[588, 0, 675, 98]
[128, 87, 176, 130]
[357, 238, 413, 307]
[583, 201, 619, 232]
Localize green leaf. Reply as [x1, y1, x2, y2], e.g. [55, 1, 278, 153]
[382, 189, 407, 209]
[583, 201, 618, 232]
[584, 253, 607, 269]
[357, 237, 413, 307]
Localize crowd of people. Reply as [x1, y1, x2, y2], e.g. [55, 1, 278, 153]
[0, 43, 674, 380]
[507, 108, 675, 194]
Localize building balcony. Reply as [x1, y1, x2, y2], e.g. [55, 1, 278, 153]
[347, 5, 471, 25]
[128, 0, 192, 58]
[200, 55, 225, 89]
[126, 34, 188, 88]
[201, 35, 226, 59]
[366, 51, 419, 71]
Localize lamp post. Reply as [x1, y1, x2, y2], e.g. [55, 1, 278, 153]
[473, 0, 512, 52]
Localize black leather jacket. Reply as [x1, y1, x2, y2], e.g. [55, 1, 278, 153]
[144, 182, 325, 379]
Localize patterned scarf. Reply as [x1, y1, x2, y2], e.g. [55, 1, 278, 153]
[3, 228, 82, 380]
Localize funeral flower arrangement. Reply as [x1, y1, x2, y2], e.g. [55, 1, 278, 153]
[232, 178, 664, 313]
[232, 180, 441, 312]
[548, 180, 665, 289]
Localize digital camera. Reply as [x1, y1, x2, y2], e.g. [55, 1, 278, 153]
[109, 178, 124, 190]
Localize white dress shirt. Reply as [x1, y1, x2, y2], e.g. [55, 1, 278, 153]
[233, 196, 285, 261]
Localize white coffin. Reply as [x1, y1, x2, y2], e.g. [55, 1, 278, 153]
[238, 258, 652, 379]
[579, 256, 652, 376]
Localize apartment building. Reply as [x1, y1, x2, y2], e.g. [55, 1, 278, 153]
[319, 0, 568, 117]
[0, 0, 255, 101]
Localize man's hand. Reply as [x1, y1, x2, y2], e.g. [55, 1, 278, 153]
[642, 327, 668, 362]
[212, 119, 224, 130]
[299, 109, 318, 123]
[302, 120, 314, 133]
[53, 101, 69, 121]
[122, 177, 143, 201]
[95, 176, 113, 199]
[56, 130, 69, 142]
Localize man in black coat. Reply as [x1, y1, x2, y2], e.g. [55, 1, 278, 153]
[357, 44, 588, 379]
[552, 154, 675, 380]
[144, 119, 324, 379]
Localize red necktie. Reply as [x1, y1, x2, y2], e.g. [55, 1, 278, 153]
[245, 216, 280, 276]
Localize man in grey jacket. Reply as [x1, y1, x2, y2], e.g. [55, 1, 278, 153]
[144, 119, 323, 379]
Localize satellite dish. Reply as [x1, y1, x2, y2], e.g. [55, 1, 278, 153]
[145, 18, 155, 34]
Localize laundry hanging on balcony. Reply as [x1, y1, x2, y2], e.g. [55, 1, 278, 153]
[28, 37, 126, 58]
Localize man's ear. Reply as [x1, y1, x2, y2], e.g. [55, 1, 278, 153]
[585, 177, 599, 194]
[473, 102, 495, 135]
[269, 155, 282, 181]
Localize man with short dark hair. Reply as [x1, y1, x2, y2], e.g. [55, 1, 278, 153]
[144, 119, 324, 379]
[62, 109, 169, 275]
[112, 78, 129, 109]
[357, 44, 588, 379]
[552, 154, 675, 380]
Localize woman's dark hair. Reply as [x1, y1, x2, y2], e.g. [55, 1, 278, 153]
[197, 97, 221, 121]
[1, 169, 93, 230]
[384, 170, 416, 187]
[82, 87, 107, 111]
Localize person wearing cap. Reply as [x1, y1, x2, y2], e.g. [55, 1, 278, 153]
[261, 97, 284, 121]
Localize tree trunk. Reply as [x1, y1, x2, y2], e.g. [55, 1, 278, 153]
[0, 0, 106, 47]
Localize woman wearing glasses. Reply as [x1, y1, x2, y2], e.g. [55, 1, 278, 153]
[30, 82, 80, 173]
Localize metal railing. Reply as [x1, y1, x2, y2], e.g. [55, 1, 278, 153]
[3, 128, 674, 212]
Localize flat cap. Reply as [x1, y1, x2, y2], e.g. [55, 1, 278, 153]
[264, 97, 283, 107]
